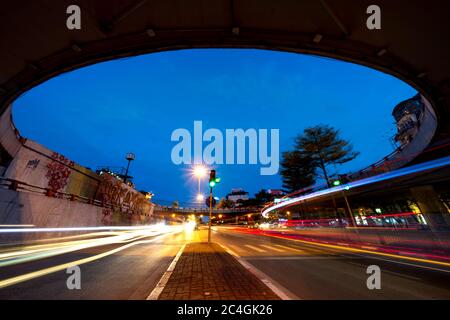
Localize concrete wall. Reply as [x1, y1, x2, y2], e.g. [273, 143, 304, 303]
[388, 95, 438, 167]
[0, 188, 154, 242]
[349, 95, 438, 179]
[0, 104, 155, 235]
[0, 106, 22, 158]
[2, 124, 99, 199]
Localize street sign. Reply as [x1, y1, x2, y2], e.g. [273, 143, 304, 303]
[205, 196, 216, 207]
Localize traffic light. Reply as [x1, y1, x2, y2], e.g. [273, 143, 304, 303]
[209, 170, 220, 188]
[209, 170, 216, 187]
[333, 180, 341, 186]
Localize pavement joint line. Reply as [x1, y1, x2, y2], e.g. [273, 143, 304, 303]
[146, 243, 187, 300]
[217, 243, 300, 300]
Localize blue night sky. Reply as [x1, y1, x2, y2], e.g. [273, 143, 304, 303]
[13, 49, 416, 206]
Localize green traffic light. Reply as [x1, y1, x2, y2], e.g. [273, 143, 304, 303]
[333, 180, 341, 186]
[209, 181, 216, 188]
[215, 177, 221, 183]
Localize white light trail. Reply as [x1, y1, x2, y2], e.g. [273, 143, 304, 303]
[0, 224, 183, 268]
[0, 224, 168, 233]
[0, 232, 178, 289]
[262, 155, 450, 217]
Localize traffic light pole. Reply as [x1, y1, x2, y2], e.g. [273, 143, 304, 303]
[208, 186, 213, 243]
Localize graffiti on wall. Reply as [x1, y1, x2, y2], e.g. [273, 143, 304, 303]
[45, 152, 74, 193]
[96, 173, 153, 224]
[26, 159, 40, 169]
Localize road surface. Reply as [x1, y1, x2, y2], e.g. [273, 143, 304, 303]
[0, 226, 197, 299]
[211, 226, 450, 299]
[1, 225, 450, 299]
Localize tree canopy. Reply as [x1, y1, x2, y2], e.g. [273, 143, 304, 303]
[280, 151, 316, 192]
[280, 125, 359, 191]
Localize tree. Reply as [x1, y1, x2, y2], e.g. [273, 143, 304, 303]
[217, 198, 234, 209]
[280, 151, 317, 192]
[296, 125, 359, 187]
[254, 189, 274, 204]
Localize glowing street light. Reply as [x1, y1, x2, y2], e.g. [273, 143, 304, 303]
[193, 165, 208, 178]
[144, 192, 154, 200]
[196, 193, 205, 202]
[192, 165, 208, 200]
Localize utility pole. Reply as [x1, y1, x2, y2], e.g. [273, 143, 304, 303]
[342, 189, 357, 228]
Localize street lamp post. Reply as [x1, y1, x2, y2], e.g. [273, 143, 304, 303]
[124, 153, 135, 184]
[193, 165, 207, 204]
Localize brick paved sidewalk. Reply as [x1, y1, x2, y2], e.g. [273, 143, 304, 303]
[158, 242, 280, 300]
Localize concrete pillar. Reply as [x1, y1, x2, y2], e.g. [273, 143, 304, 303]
[410, 185, 450, 230]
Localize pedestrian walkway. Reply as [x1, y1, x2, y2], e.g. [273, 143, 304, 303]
[158, 242, 280, 300]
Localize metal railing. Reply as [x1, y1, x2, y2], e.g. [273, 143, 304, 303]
[0, 176, 145, 213]
[154, 205, 259, 214]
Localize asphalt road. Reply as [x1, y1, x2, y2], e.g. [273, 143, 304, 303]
[0, 226, 196, 299]
[1, 225, 450, 299]
[211, 226, 450, 299]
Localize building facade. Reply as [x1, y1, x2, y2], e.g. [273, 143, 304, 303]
[226, 188, 250, 204]
[392, 94, 425, 146]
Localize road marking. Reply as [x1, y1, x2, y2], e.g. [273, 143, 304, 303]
[273, 244, 304, 253]
[146, 243, 186, 300]
[260, 244, 286, 252]
[244, 245, 267, 253]
[226, 244, 243, 254]
[218, 243, 300, 300]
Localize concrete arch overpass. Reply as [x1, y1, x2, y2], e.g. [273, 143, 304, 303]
[0, 0, 449, 154]
[2, 3, 450, 299]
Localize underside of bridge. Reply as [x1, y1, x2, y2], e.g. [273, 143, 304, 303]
[2, 2, 450, 301]
[1, 0, 450, 157]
